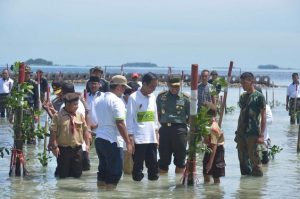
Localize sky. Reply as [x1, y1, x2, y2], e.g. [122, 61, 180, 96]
[1, 0, 300, 69]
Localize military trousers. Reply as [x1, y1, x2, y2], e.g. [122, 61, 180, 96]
[158, 123, 188, 171]
[235, 133, 262, 176]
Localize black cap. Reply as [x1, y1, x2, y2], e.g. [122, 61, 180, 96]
[210, 70, 218, 75]
[89, 76, 101, 82]
[63, 92, 81, 103]
[62, 82, 75, 94]
[168, 76, 181, 86]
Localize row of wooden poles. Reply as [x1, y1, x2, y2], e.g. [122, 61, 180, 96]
[9, 62, 300, 186]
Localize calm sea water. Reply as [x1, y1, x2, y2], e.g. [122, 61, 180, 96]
[0, 67, 299, 198]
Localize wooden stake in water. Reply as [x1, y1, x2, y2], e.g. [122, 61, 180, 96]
[266, 89, 269, 105]
[182, 64, 198, 186]
[218, 61, 233, 128]
[297, 125, 300, 152]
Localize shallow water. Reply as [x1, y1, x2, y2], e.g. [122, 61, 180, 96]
[1, 86, 300, 199]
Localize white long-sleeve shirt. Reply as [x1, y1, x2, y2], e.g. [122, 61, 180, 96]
[126, 90, 159, 144]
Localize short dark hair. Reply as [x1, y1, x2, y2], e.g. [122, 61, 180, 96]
[142, 72, 158, 85]
[292, 73, 299, 78]
[240, 72, 254, 81]
[201, 69, 209, 75]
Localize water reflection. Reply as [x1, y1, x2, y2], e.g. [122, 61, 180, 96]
[1, 86, 300, 198]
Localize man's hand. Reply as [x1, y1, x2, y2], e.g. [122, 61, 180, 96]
[126, 142, 133, 155]
[257, 134, 265, 144]
[52, 147, 60, 157]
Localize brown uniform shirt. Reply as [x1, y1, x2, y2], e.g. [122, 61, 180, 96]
[50, 108, 88, 147]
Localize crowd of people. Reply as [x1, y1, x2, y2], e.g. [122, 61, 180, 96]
[0, 65, 286, 190]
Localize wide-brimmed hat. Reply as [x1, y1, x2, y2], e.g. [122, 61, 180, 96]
[110, 75, 131, 89]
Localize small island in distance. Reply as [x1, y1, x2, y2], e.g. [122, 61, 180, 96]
[25, 58, 53, 66]
[258, 64, 294, 70]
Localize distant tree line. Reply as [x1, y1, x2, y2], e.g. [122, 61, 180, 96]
[25, 58, 53, 65]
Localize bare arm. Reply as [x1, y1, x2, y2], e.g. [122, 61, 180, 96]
[286, 96, 289, 111]
[206, 144, 217, 173]
[258, 107, 266, 144]
[116, 120, 133, 154]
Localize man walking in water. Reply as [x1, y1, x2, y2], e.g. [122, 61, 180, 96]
[286, 73, 300, 124]
[235, 72, 266, 176]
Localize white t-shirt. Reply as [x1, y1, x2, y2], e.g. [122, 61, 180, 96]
[94, 92, 126, 147]
[0, 78, 14, 94]
[87, 91, 103, 127]
[287, 83, 300, 98]
[126, 90, 159, 144]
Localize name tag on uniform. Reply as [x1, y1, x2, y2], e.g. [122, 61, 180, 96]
[137, 111, 155, 122]
[176, 99, 184, 106]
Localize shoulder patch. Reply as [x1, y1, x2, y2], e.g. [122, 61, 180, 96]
[158, 90, 168, 96]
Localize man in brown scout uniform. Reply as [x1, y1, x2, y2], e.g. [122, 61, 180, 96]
[156, 76, 190, 174]
[49, 92, 90, 178]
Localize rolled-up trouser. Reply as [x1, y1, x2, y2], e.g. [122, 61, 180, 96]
[57, 145, 83, 178]
[132, 143, 158, 181]
[158, 123, 187, 171]
[235, 133, 262, 175]
[0, 93, 9, 117]
[95, 138, 123, 185]
[289, 98, 300, 124]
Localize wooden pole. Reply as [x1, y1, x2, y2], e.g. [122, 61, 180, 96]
[218, 61, 233, 128]
[183, 64, 198, 185]
[12, 62, 25, 176]
[297, 125, 300, 152]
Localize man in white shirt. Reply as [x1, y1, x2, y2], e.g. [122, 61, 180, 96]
[94, 75, 133, 190]
[126, 72, 160, 181]
[0, 69, 14, 118]
[286, 73, 300, 124]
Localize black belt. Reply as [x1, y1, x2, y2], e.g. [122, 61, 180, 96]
[161, 123, 187, 127]
[59, 145, 82, 149]
[290, 98, 300, 100]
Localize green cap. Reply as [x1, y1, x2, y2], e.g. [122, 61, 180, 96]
[168, 76, 181, 86]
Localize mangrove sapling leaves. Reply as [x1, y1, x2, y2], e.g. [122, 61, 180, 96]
[0, 147, 10, 158]
[268, 145, 283, 160]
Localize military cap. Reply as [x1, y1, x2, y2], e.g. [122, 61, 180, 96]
[63, 92, 81, 103]
[168, 76, 181, 86]
[89, 76, 101, 83]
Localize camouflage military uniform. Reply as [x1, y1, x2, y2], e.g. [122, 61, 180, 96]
[235, 90, 266, 176]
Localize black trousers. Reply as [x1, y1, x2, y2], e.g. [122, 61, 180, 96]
[57, 146, 83, 178]
[158, 123, 187, 171]
[132, 143, 158, 181]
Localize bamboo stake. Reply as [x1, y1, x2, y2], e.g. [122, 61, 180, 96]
[297, 125, 300, 152]
[218, 61, 233, 128]
[183, 64, 198, 186]
[265, 89, 268, 105]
